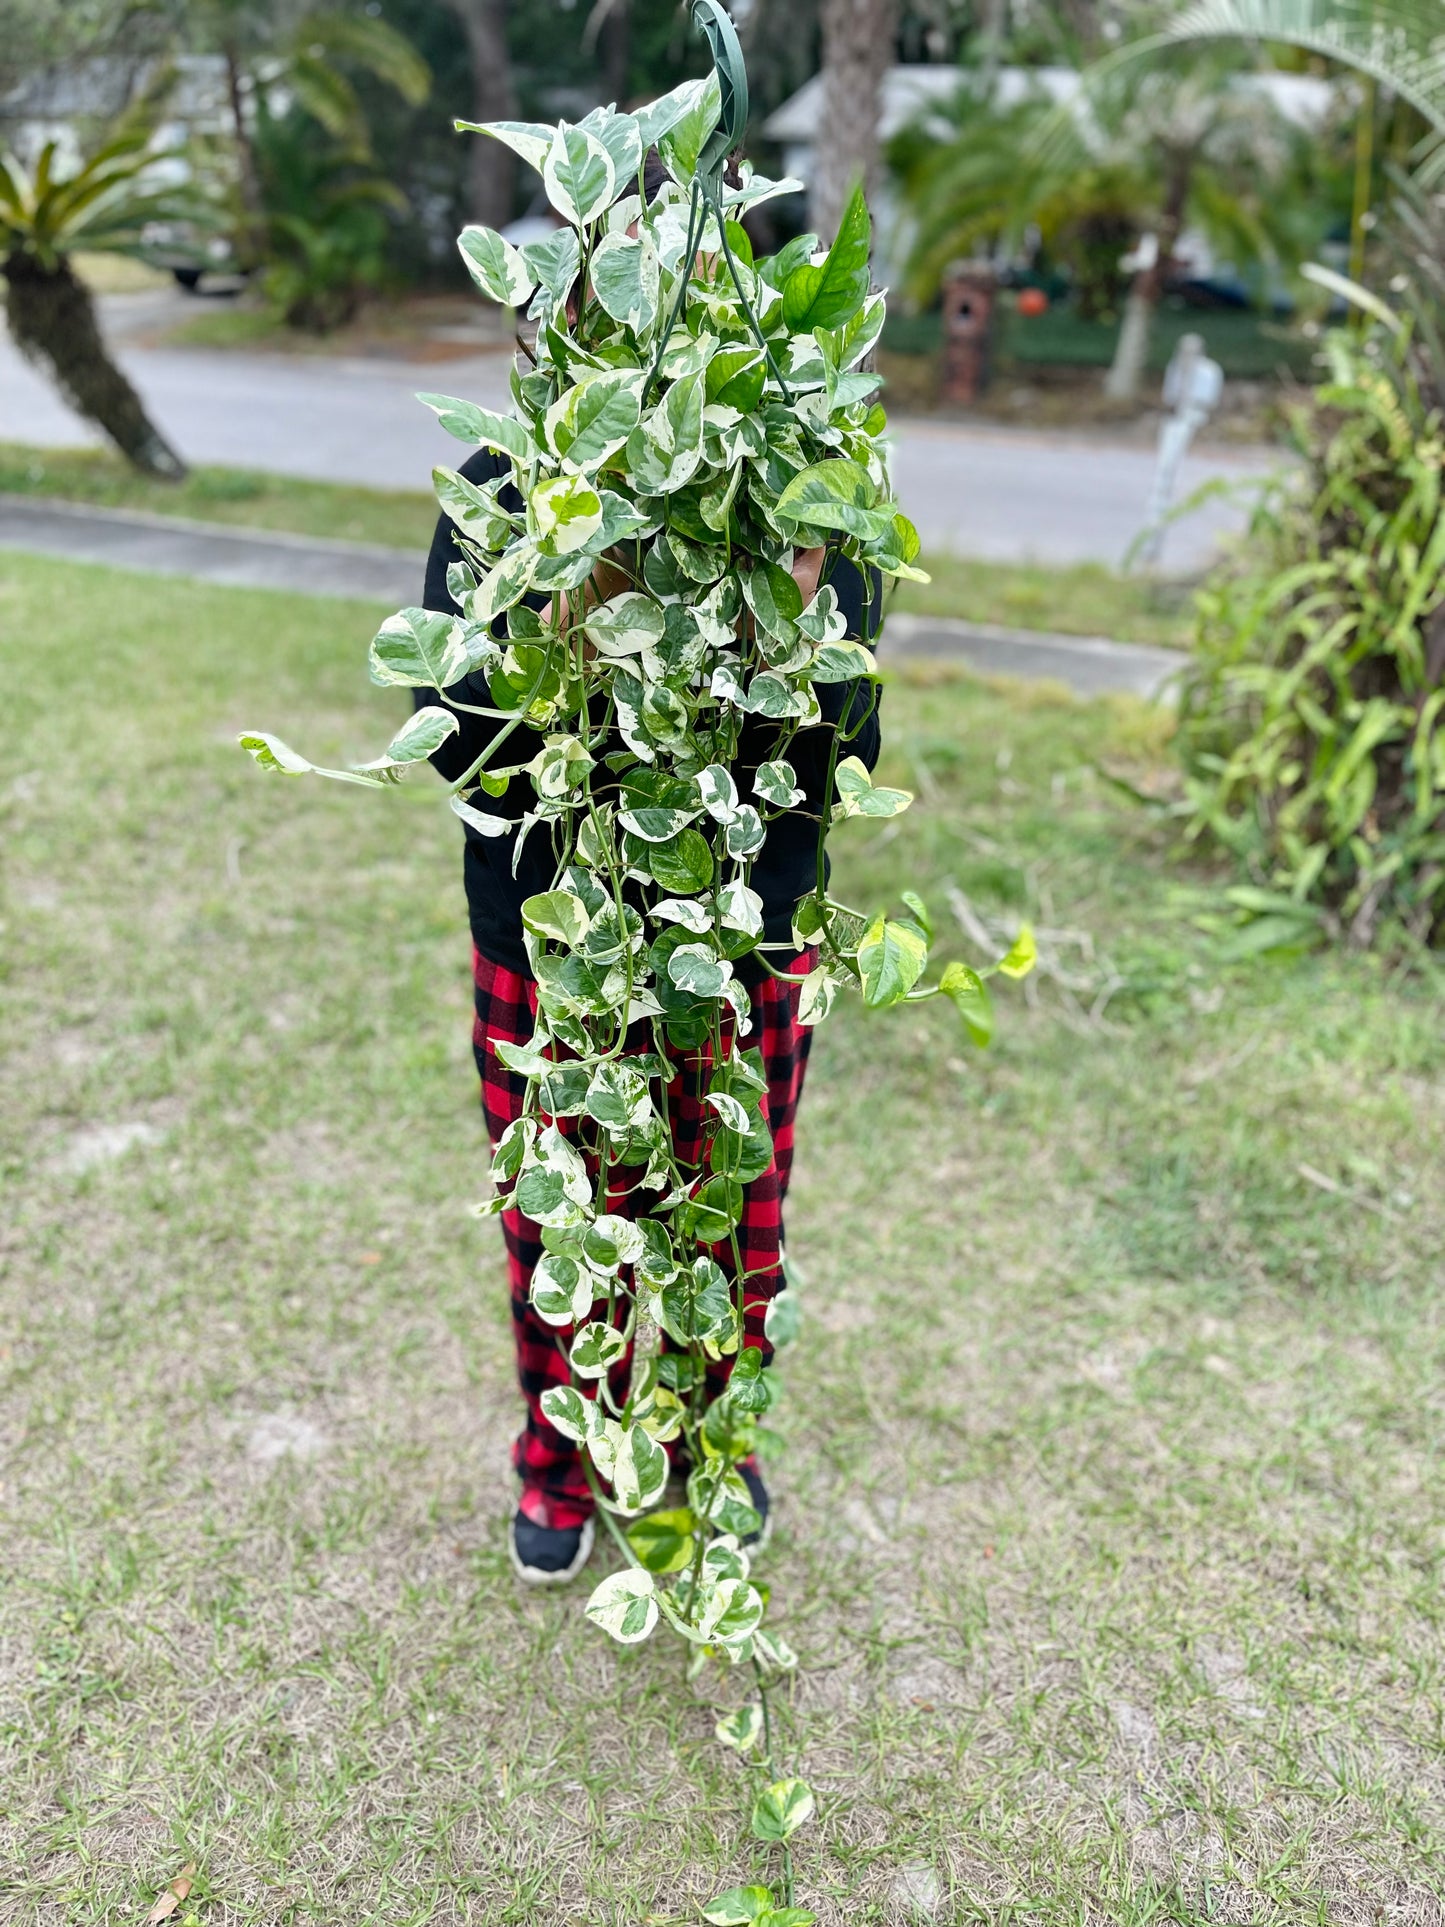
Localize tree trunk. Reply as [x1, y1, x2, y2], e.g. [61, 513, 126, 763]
[1104, 148, 1192, 404]
[602, 0, 630, 109]
[223, 43, 266, 271]
[447, 0, 518, 230]
[3, 252, 188, 479]
[813, 0, 898, 245]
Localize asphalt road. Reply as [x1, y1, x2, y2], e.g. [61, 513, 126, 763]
[2, 292, 1283, 572]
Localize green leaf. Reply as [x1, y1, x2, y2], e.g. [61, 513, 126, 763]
[544, 123, 616, 226]
[450, 794, 511, 838]
[519, 227, 581, 306]
[635, 76, 706, 152]
[433, 465, 518, 547]
[705, 343, 766, 412]
[238, 730, 314, 777]
[758, 231, 816, 291]
[781, 181, 870, 332]
[584, 590, 667, 658]
[900, 890, 933, 940]
[668, 943, 729, 999]
[531, 473, 603, 555]
[750, 1778, 816, 1843]
[576, 104, 643, 185]
[538, 1384, 592, 1442]
[753, 759, 804, 808]
[521, 890, 593, 948]
[647, 827, 714, 893]
[656, 70, 721, 183]
[702, 1887, 775, 1926]
[857, 914, 928, 1008]
[714, 1700, 764, 1751]
[530, 1254, 593, 1328]
[833, 756, 913, 819]
[584, 1568, 658, 1644]
[764, 1290, 802, 1348]
[629, 368, 706, 494]
[809, 640, 876, 684]
[774, 459, 894, 542]
[590, 230, 659, 333]
[940, 961, 994, 1046]
[569, 1320, 629, 1380]
[416, 393, 530, 460]
[455, 118, 554, 174]
[546, 369, 645, 472]
[741, 561, 802, 639]
[457, 224, 534, 306]
[367, 608, 470, 690]
[611, 1423, 668, 1513]
[626, 1507, 696, 1574]
[582, 1211, 647, 1269]
[995, 923, 1037, 979]
[356, 705, 460, 779]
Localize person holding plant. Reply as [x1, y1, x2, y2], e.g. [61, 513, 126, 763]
[420, 449, 881, 1583]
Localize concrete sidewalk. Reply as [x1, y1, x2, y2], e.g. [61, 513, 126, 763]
[3, 495, 1185, 700]
[0, 494, 421, 603]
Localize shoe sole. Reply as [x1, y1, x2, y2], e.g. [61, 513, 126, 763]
[510, 1515, 596, 1587]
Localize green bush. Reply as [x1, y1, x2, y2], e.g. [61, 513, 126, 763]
[1176, 328, 1445, 949]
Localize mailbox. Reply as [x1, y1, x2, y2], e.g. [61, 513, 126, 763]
[940, 261, 997, 405]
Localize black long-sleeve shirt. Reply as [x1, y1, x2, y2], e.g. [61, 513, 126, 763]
[420, 448, 882, 976]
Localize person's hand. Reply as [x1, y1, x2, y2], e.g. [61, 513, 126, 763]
[791, 545, 825, 604]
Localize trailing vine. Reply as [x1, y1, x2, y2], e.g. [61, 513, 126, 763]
[241, 6, 1032, 1915]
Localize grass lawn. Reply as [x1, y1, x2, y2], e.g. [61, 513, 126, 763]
[0, 441, 443, 551]
[0, 441, 1191, 648]
[5, 555, 1445, 1924]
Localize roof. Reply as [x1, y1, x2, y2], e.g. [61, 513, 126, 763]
[761, 61, 1335, 144]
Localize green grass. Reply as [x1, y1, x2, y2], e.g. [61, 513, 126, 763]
[159, 304, 301, 353]
[6, 552, 1444, 1922]
[1, 441, 1190, 646]
[0, 441, 442, 549]
[891, 555, 1193, 646]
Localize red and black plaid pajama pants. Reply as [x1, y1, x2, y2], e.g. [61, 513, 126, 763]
[472, 944, 817, 1529]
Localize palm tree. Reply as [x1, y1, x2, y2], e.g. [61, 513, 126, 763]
[0, 133, 194, 477]
[191, 2, 431, 263]
[1142, 0, 1444, 175]
[895, 52, 1316, 401]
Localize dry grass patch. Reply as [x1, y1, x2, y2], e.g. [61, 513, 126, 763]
[2, 558, 1444, 1922]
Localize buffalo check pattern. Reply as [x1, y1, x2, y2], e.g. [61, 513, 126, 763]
[471, 944, 818, 1530]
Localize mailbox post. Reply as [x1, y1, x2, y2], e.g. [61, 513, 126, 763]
[1138, 332, 1224, 567]
[940, 261, 997, 406]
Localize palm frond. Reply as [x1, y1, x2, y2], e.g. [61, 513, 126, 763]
[288, 10, 432, 109]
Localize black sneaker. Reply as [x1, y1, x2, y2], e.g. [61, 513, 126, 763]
[739, 1462, 772, 1552]
[509, 1511, 595, 1586]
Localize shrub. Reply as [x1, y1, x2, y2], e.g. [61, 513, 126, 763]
[1176, 326, 1445, 949]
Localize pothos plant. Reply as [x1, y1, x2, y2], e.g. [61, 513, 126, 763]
[240, 5, 1031, 1916]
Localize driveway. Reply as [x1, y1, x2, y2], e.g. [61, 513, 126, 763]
[3, 292, 1283, 572]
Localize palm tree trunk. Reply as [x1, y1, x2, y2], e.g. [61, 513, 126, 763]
[223, 43, 265, 271]
[447, 0, 517, 230]
[813, 0, 898, 244]
[1105, 285, 1154, 402]
[1104, 148, 1192, 404]
[3, 252, 187, 479]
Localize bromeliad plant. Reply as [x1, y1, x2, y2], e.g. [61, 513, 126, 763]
[241, 3, 1030, 1912]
